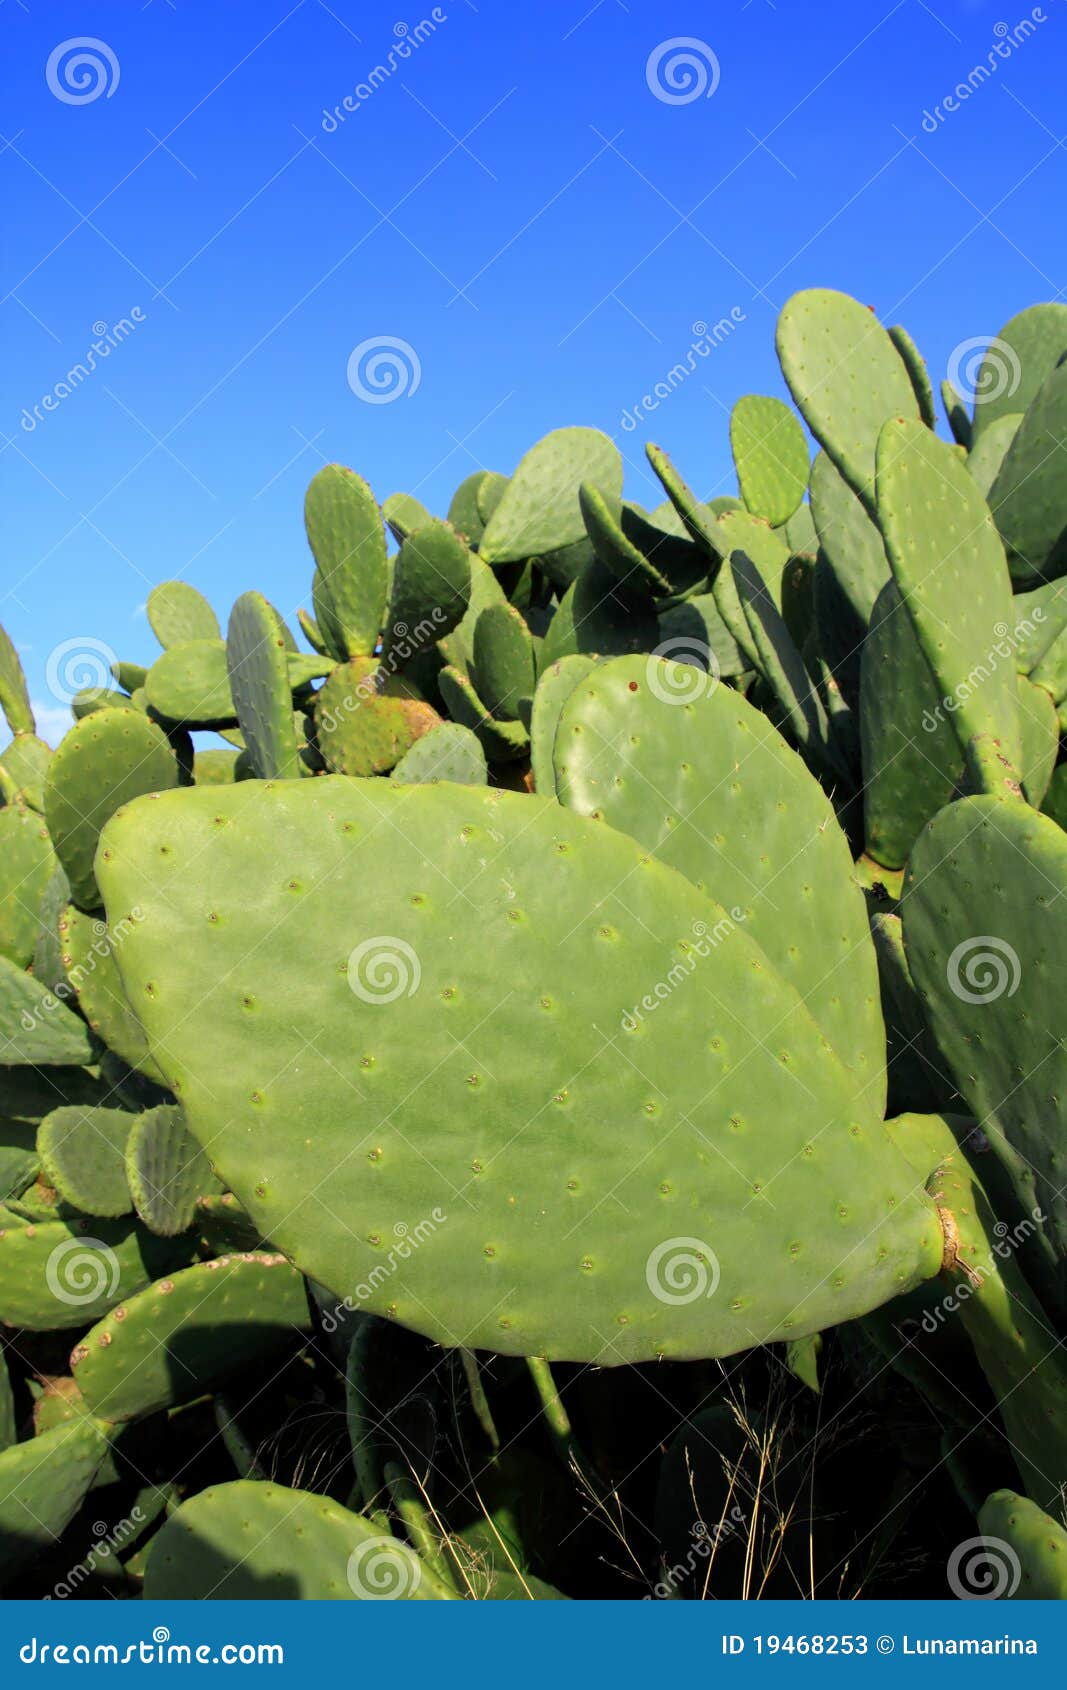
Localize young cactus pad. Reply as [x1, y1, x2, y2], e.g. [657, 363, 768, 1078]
[98, 779, 944, 1364]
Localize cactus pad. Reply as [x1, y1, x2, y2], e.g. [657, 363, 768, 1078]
[43, 708, 179, 910]
[144, 1480, 451, 1599]
[729, 394, 809, 526]
[479, 429, 622, 566]
[72, 1252, 309, 1422]
[776, 288, 918, 512]
[97, 777, 941, 1363]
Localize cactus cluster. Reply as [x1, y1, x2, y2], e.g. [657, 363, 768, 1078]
[2, 288, 1066, 1601]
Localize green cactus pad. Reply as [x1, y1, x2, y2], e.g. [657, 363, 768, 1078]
[436, 666, 529, 763]
[731, 552, 836, 773]
[876, 418, 1021, 784]
[144, 639, 237, 728]
[579, 483, 670, 597]
[0, 1120, 38, 1202]
[809, 450, 890, 692]
[1017, 675, 1058, 807]
[0, 955, 96, 1066]
[296, 607, 327, 655]
[315, 659, 440, 778]
[776, 288, 918, 513]
[655, 596, 745, 680]
[977, 1491, 1067, 1598]
[382, 492, 433, 545]
[144, 1480, 453, 1599]
[71, 1252, 308, 1422]
[0, 628, 34, 739]
[125, 1103, 217, 1235]
[553, 655, 882, 1101]
[869, 913, 954, 1117]
[448, 472, 490, 548]
[476, 471, 509, 525]
[0, 734, 51, 812]
[480, 429, 622, 566]
[888, 324, 936, 428]
[729, 394, 809, 526]
[226, 592, 303, 781]
[529, 656, 598, 795]
[966, 413, 1022, 501]
[304, 465, 390, 659]
[969, 303, 1067, 438]
[903, 796, 1067, 1279]
[890, 1113, 1067, 1513]
[472, 603, 536, 721]
[43, 707, 179, 910]
[859, 582, 961, 869]
[941, 378, 972, 448]
[644, 445, 723, 556]
[37, 1105, 134, 1217]
[382, 521, 472, 673]
[72, 687, 137, 720]
[987, 360, 1067, 588]
[0, 807, 54, 969]
[390, 724, 487, 787]
[147, 581, 221, 648]
[539, 564, 659, 668]
[192, 749, 242, 785]
[58, 904, 162, 1080]
[0, 1212, 188, 1330]
[96, 777, 942, 1363]
[0, 1418, 107, 1584]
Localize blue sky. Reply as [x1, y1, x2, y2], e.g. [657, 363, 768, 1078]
[3, 0, 1065, 738]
